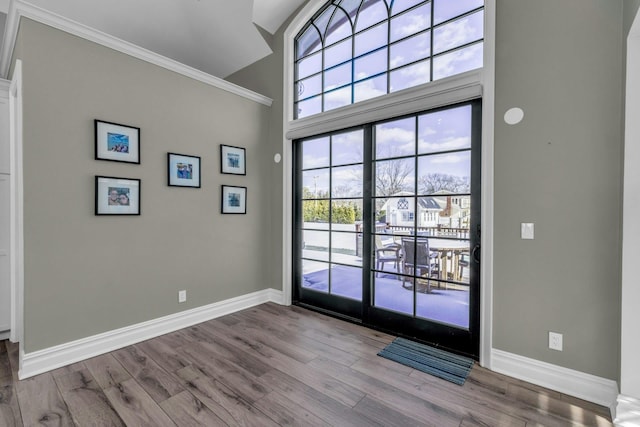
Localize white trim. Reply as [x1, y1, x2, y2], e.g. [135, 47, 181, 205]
[615, 395, 640, 426]
[492, 348, 619, 411]
[19, 288, 284, 380]
[621, 7, 640, 401]
[0, 330, 9, 340]
[0, 0, 273, 107]
[479, 0, 495, 370]
[9, 60, 22, 345]
[282, 1, 496, 369]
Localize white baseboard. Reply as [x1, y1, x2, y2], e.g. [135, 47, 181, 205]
[491, 348, 619, 411]
[615, 394, 640, 426]
[19, 288, 284, 379]
[0, 330, 10, 340]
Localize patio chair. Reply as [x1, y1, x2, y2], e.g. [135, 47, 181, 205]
[375, 234, 402, 277]
[401, 237, 439, 292]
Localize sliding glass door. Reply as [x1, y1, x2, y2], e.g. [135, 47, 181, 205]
[294, 100, 481, 357]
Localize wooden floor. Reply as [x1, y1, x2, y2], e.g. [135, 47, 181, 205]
[0, 303, 613, 426]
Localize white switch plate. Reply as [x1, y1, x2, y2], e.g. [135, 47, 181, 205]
[178, 290, 187, 303]
[521, 223, 535, 239]
[549, 331, 563, 351]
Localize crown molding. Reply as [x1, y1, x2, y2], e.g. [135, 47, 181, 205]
[0, 0, 273, 106]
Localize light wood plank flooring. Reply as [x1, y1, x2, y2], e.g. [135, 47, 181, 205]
[0, 303, 613, 426]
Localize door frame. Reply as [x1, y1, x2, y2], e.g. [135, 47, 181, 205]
[282, 0, 496, 367]
[9, 59, 24, 346]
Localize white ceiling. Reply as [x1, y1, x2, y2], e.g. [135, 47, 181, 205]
[0, 0, 306, 78]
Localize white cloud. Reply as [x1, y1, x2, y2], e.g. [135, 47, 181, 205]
[418, 136, 471, 152]
[354, 78, 386, 102]
[430, 153, 466, 164]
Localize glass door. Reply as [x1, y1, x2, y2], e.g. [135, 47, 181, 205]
[294, 128, 366, 320]
[294, 100, 481, 358]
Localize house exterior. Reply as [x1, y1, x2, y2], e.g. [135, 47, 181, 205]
[381, 190, 470, 229]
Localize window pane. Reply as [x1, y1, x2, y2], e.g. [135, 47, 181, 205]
[325, 37, 352, 69]
[418, 105, 472, 155]
[390, 3, 431, 43]
[302, 136, 330, 169]
[375, 117, 415, 159]
[331, 199, 363, 225]
[303, 230, 329, 261]
[324, 85, 352, 111]
[433, 10, 483, 55]
[332, 130, 364, 166]
[340, 0, 363, 21]
[434, 0, 483, 25]
[302, 168, 330, 196]
[417, 151, 471, 195]
[324, 62, 352, 90]
[298, 51, 322, 80]
[330, 264, 362, 300]
[331, 231, 361, 266]
[303, 200, 331, 228]
[390, 59, 431, 92]
[391, 0, 426, 16]
[354, 21, 388, 57]
[354, 74, 387, 102]
[314, 5, 336, 38]
[354, 48, 387, 81]
[296, 25, 322, 59]
[301, 260, 329, 292]
[332, 164, 363, 197]
[390, 32, 430, 69]
[296, 95, 322, 119]
[296, 73, 322, 101]
[433, 42, 482, 80]
[375, 158, 415, 197]
[374, 273, 413, 315]
[326, 8, 352, 45]
[355, 0, 389, 32]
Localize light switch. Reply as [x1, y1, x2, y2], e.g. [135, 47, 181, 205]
[521, 223, 534, 239]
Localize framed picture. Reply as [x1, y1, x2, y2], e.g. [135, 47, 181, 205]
[221, 185, 247, 214]
[95, 119, 140, 164]
[95, 176, 141, 215]
[168, 152, 201, 188]
[220, 145, 246, 175]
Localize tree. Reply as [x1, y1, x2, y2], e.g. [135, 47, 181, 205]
[418, 173, 470, 194]
[375, 158, 413, 197]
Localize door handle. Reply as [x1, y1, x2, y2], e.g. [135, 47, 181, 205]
[472, 244, 481, 263]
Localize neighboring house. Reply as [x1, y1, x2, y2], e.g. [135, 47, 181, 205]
[381, 190, 470, 229]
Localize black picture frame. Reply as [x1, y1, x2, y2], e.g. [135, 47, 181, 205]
[95, 119, 141, 164]
[220, 144, 246, 175]
[168, 152, 201, 188]
[95, 176, 141, 215]
[221, 185, 247, 214]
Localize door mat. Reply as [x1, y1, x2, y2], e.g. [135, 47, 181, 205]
[377, 337, 474, 385]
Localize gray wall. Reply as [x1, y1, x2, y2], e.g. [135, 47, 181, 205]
[16, 19, 274, 353]
[493, 0, 623, 380]
[229, 0, 625, 380]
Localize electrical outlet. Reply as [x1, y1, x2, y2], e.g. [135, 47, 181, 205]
[549, 331, 563, 351]
[178, 290, 187, 303]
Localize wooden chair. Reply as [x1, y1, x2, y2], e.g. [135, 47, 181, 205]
[375, 234, 402, 277]
[400, 237, 439, 292]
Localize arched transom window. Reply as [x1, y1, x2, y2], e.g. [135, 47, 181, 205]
[294, 0, 484, 119]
